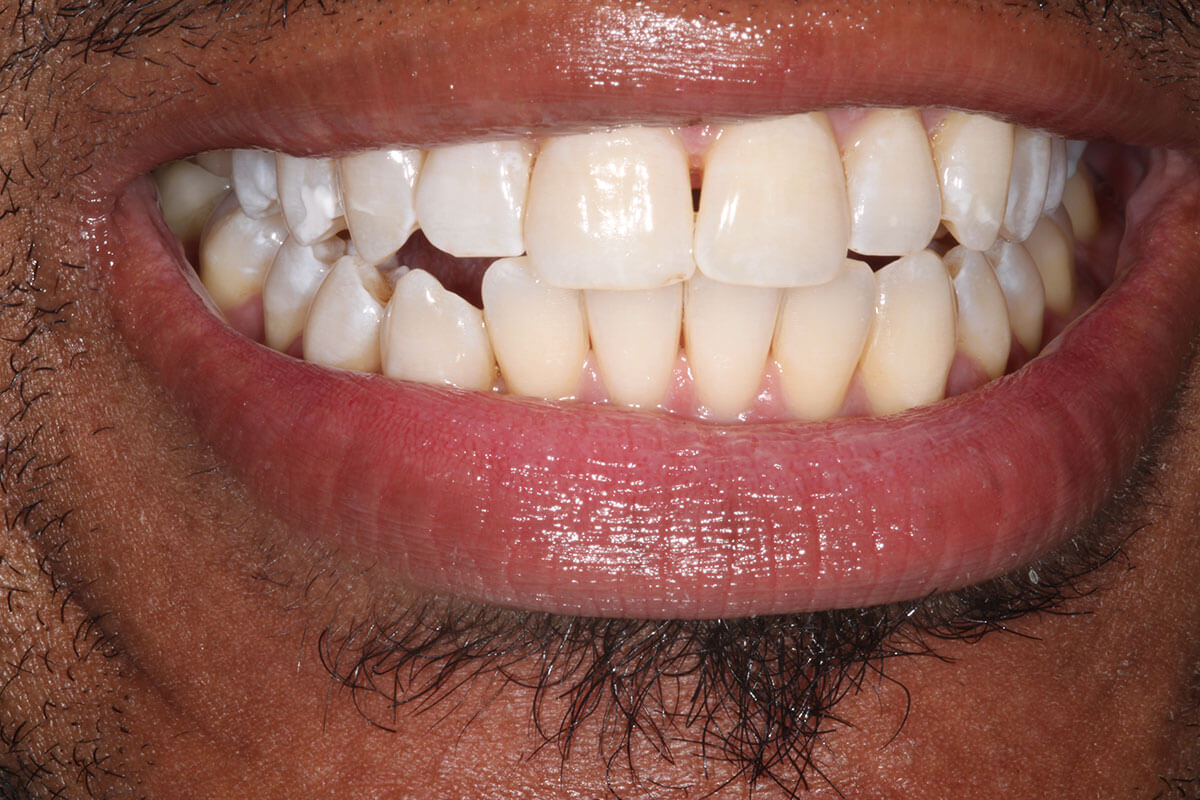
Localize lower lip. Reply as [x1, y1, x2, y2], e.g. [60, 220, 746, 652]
[98, 150, 1200, 619]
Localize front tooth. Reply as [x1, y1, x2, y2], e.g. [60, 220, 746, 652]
[1024, 215, 1075, 316]
[231, 150, 280, 219]
[773, 259, 875, 421]
[586, 284, 683, 408]
[414, 140, 532, 258]
[302, 255, 389, 372]
[380, 270, 495, 391]
[1061, 165, 1100, 243]
[694, 113, 850, 285]
[1043, 137, 1068, 213]
[1000, 128, 1051, 242]
[525, 127, 694, 290]
[944, 247, 1011, 379]
[339, 149, 424, 265]
[198, 199, 288, 312]
[275, 155, 346, 246]
[840, 109, 941, 256]
[858, 250, 957, 415]
[480, 256, 590, 400]
[153, 160, 231, 244]
[262, 236, 346, 352]
[985, 239, 1046, 356]
[931, 113, 1015, 251]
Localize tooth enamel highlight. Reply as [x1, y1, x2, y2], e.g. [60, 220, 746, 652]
[275, 155, 346, 246]
[154, 160, 231, 243]
[339, 149, 424, 265]
[302, 254, 389, 372]
[1024, 215, 1076, 316]
[1000, 128, 1051, 243]
[481, 256, 590, 400]
[840, 109, 941, 256]
[586, 283, 683, 408]
[773, 259, 875, 420]
[380, 269, 495, 391]
[414, 140, 533, 258]
[683, 274, 780, 419]
[985, 239, 1046, 356]
[262, 236, 346, 352]
[1043, 137, 1068, 213]
[932, 113, 1015, 252]
[858, 250, 957, 415]
[231, 150, 281, 219]
[525, 127, 694, 290]
[198, 200, 288, 312]
[1061, 165, 1100, 243]
[695, 113, 850, 285]
[944, 247, 1011, 379]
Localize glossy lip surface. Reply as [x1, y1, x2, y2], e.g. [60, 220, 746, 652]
[91, 0, 1200, 618]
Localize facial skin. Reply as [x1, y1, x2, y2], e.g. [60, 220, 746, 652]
[0, 1, 1199, 797]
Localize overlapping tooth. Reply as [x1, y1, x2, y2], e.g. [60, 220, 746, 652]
[695, 113, 849, 285]
[931, 113, 1015, 251]
[773, 259, 875, 420]
[1061, 165, 1099, 242]
[1024, 215, 1075, 316]
[525, 127, 694, 290]
[1043, 137, 1068, 213]
[985, 239, 1045, 356]
[275, 155, 346, 246]
[944, 247, 1011, 378]
[414, 141, 533, 258]
[154, 160, 231, 243]
[840, 109, 941, 256]
[858, 250, 957, 415]
[198, 198, 288, 312]
[586, 284, 683, 408]
[302, 254, 389, 372]
[481, 256, 590, 400]
[380, 270, 495, 391]
[1000, 128, 1051, 242]
[231, 150, 281, 219]
[262, 237, 346, 352]
[339, 149, 424, 265]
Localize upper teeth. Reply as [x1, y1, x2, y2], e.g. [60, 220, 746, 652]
[157, 108, 1096, 421]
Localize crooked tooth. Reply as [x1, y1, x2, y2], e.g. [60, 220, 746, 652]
[339, 149, 424, 265]
[684, 275, 780, 419]
[931, 113, 1015, 251]
[481, 256, 589, 400]
[773, 259, 875, 421]
[840, 109, 941, 256]
[262, 236, 347, 352]
[525, 127, 694, 290]
[198, 199, 288, 312]
[695, 113, 850, 285]
[1000, 128, 1051, 243]
[1024, 215, 1076, 316]
[1043, 137, 1068, 213]
[985, 239, 1046, 356]
[858, 250, 957, 415]
[275, 155, 346, 246]
[302, 255, 389, 372]
[1061, 165, 1100, 243]
[231, 150, 280, 219]
[586, 284, 683, 408]
[414, 140, 532, 258]
[944, 247, 1011, 379]
[153, 160, 231, 243]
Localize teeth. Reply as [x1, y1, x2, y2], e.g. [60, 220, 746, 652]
[275, 155, 346, 246]
[525, 127, 694, 290]
[1024, 215, 1076, 316]
[302, 254, 389, 372]
[262, 236, 347, 352]
[339, 149, 424, 265]
[931, 112, 1015, 252]
[198, 198, 288, 312]
[380, 270, 496, 391]
[1065, 140, 1087, 179]
[480, 256, 590, 400]
[773, 259, 875, 420]
[858, 250, 957, 415]
[944, 247, 1012, 379]
[153, 160, 231, 243]
[985, 239, 1046, 356]
[1000, 128, 1051, 243]
[414, 141, 533, 258]
[231, 150, 281, 219]
[1061, 165, 1100, 243]
[683, 275, 780, 419]
[586, 283, 683, 408]
[194, 151, 233, 178]
[695, 113, 850, 285]
[840, 109, 941, 256]
[1043, 137, 1068, 213]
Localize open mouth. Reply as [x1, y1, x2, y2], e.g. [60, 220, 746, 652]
[91, 0, 1200, 620]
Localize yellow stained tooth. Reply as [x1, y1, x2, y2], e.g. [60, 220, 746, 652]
[153, 160, 230, 244]
[1061, 165, 1100, 243]
[1024, 215, 1076, 317]
[198, 199, 287, 313]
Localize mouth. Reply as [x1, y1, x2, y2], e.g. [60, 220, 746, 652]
[90, 0, 1200, 619]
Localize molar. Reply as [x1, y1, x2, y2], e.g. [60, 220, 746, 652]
[198, 197, 288, 313]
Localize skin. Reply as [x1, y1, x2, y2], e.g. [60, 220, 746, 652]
[0, 1, 1198, 797]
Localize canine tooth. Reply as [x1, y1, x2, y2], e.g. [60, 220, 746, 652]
[153, 160, 231, 243]
[1024, 215, 1075, 316]
[231, 150, 280, 219]
[339, 149, 424, 265]
[380, 270, 495, 391]
[481, 256, 589, 400]
[525, 127, 694, 290]
[773, 259, 875, 420]
[683, 275, 780, 419]
[414, 140, 532, 258]
[275, 155, 346, 246]
[262, 237, 346, 352]
[944, 247, 1011, 379]
[840, 109, 940, 256]
[858, 250, 957, 415]
[932, 113, 1015, 251]
[985, 239, 1046, 355]
[586, 284, 683, 408]
[1000, 128, 1051, 242]
[198, 200, 288, 312]
[1061, 165, 1100, 243]
[1043, 137, 1068, 212]
[695, 113, 850, 285]
[303, 255, 389, 372]
[194, 151, 233, 178]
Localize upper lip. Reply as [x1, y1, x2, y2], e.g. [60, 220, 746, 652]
[86, 0, 1200, 618]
